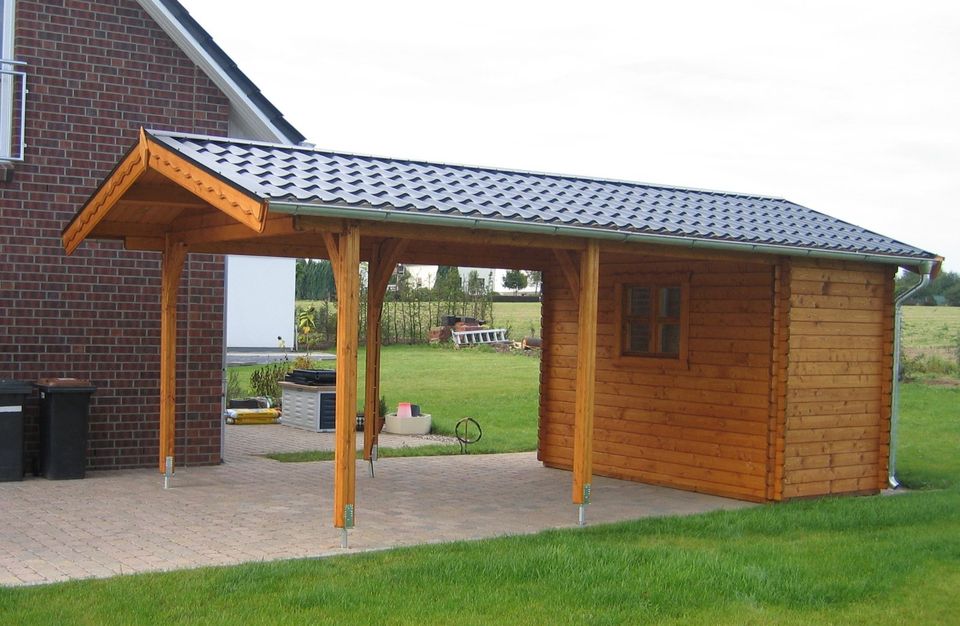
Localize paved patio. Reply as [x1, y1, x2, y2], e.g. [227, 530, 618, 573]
[0, 425, 753, 586]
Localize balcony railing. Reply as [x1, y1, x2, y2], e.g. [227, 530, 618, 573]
[0, 58, 27, 162]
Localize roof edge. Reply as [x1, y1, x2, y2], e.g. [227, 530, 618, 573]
[271, 200, 942, 273]
[136, 0, 305, 145]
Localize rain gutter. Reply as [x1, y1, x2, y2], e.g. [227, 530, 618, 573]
[888, 265, 934, 488]
[269, 201, 937, 272]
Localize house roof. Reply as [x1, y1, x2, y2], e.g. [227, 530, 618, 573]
[138, 0, 305, 145]
[146, 130, 939, 268]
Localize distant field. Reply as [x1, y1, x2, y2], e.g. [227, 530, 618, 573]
[294, 300, 542, 339]
[902, 305, 960, 349]
[489, 302, 541, 338]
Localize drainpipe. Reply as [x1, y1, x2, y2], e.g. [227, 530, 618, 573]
[889, 263, 933, 488]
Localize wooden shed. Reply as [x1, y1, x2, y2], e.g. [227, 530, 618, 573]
[62, 129, 942, 533]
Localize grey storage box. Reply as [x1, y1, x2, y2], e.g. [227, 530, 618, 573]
[279, 382, 335, 432]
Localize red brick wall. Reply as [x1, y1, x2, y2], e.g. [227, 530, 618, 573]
[0, 0, 230, 471]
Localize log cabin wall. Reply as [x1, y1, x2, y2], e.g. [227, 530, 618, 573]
[779, 259, 896, 498]
[539, 253, 777, 502]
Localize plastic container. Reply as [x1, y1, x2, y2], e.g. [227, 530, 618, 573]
[397, 402, 412, 418]
[37, 378, 96, 480]
[0, 380, 33, 482]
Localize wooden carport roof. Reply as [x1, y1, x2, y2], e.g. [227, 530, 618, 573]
[62, 129, 942, 541]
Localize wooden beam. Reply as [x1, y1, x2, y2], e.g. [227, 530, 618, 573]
[363, 239, 409, 460]
[159, 235, 187, 473]
[767, 259, 791, 501]
[322, 231, 341, 269]
[292, 215, 778, 264]
[170, 215, 299, 246]
[295, 215, 587, 252]
[62, 132, 149, 254]
[553, 249, 580, 294]
[144, 133, 268, 233]
[332, 226, 361, 529]
[572, 240, 600, 506]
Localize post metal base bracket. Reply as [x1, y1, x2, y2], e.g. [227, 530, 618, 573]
[163, 456, 174, 490]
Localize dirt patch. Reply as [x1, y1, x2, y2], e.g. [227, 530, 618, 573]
[923, 377, 960, 388]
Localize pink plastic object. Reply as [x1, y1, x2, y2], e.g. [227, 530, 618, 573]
[397, 402, 412, 418]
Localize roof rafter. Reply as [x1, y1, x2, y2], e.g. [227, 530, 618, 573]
[62, 128, 269, 255]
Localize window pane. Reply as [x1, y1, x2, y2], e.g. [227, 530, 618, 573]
[660, 287, 681, 318]
[660, 323, 681, 354]
[628, 287, 650, 316]
[627, 321, 650, 353]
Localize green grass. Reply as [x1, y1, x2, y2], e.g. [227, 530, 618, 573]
[490, 301, 542, 337]
[2, 384, 957, 625]
[266, 444, 464, 462]
[235, 344, 540, 455]
[898, 383, 960, 489]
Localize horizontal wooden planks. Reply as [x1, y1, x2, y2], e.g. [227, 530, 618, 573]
[780, 259, 892, 498]
[539, 257, 774, 502]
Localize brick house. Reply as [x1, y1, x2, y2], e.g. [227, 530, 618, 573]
[0, 0, 303, 472]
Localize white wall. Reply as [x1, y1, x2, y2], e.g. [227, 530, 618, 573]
[225, 256, 295, 348]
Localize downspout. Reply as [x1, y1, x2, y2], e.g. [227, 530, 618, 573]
[889, 263, 933, 488]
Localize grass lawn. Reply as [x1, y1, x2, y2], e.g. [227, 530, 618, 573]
[490, 301, 542, 337]
[2, 383, 958, 624]
[234, 344, 541, 455]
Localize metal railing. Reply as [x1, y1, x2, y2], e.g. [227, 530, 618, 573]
[0, 58, 27, 162]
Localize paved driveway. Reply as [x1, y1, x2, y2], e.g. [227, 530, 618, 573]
[0, 426, 752, 586]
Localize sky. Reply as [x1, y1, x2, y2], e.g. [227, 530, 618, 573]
[181, 0, 959, 273]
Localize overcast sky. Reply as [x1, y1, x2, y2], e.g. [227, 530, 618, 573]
[182, 0, 958, 273]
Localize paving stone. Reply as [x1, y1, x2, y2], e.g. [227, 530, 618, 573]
[0, 424, 752, 586]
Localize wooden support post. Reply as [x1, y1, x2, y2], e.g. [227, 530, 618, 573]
[331, 226, 361, 529]
[363, 239, 407, 462]
[159, 235, 187, 473]
[572, 240, 600, 512]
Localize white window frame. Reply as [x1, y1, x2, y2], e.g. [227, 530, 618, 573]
[1, 0, 19, 160]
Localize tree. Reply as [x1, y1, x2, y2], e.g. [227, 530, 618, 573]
[295, 258, 336, 300]
[434, 266, 464, 296]
[502, 269, 528, 294]
[466, 270, 485, 296]
[526, 270, 542, 294]
[897, 270, 960, 305]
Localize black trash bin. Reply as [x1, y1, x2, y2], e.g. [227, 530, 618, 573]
[0, 380, 33, 482]
[37, 378, 96, 480]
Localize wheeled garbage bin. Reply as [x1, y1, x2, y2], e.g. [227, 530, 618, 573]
[0, 380, 33, 482]
[37, 378, 96, 480]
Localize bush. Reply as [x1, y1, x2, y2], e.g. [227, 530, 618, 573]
[249, 362, 294, 402]
[226, 369, 246, 401]
[900, 352, 960, 381]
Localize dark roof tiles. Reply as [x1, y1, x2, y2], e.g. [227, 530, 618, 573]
[149, 130, 937, 261]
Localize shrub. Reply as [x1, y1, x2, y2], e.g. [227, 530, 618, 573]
[226, 369, 246, 401]
[249, 362, 294, 402]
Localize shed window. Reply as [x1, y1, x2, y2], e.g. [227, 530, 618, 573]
[615, 276, 689, 366]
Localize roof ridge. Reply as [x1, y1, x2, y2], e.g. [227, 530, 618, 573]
[147, 129, 789, 202]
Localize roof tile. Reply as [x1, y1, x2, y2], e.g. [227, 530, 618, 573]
[150, 131, 937, 261]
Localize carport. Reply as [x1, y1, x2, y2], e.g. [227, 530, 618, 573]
[62, 129, 941, 543]
[63, 129, 606, 543]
